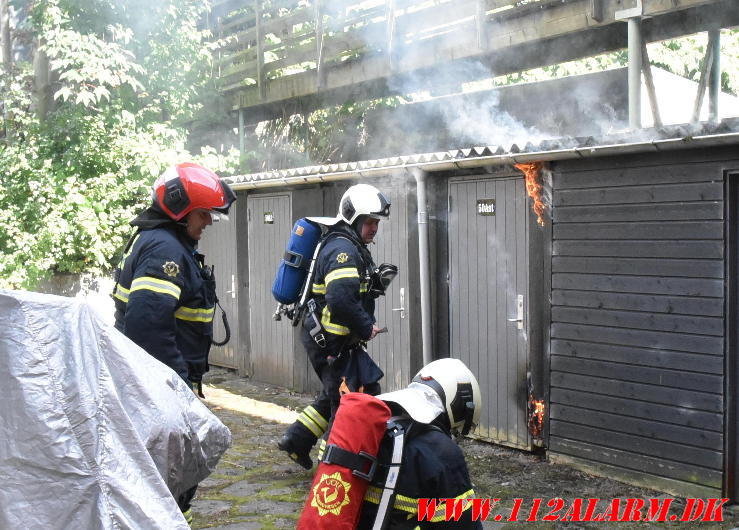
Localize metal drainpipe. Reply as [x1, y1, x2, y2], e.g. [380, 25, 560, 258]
[412, 168, 433, 366]
[628, 17, 642, 129]
[709, 28, 721, 122]
[238, 109, 245, 157]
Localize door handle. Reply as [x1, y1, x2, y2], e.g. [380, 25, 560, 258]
[507, 294, 524, 330]
[392, 287, 405, 319]
[225, 274, 236, 299]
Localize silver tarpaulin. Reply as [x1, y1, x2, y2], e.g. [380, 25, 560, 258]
[0, 289, 232, 529]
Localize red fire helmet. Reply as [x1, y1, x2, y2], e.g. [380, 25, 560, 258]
[153, 162, 236, 221]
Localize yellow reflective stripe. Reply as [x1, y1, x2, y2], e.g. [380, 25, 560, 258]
[427, 489, 476, 522]
[360, 281, 369, 293]
[317, 438, 327, 460]
[321, 306, 350, 336]
[174, 305, 215, 323]
[364, 487, 477, 520]
[296, 406, 328, 437]
[365, 486, 381, 503]
[112, 291, 127, 303]
[394, 493, 420, 514]
[113, 283, 130, 303]
[325, 267, 359, 286]
[130, 276, 181, 300]
[312, 283, 326, 294]
[297, 413, 324, 438]
[364, 487, 418, 515]
[304, 406, 328, 431]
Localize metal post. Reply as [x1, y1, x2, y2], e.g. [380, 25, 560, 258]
[1, 0, 11, 68]
[386, 0, 395, 71]
[641, 40, 662, 128]
[238, 108, 245, 158]
[691, 35, 715, 123]
[254, 0, 265, 101]
[315, 0, 325, 90]
[709, 28, 721, 122]
[412, 167, 433, 366]
[476, 0, 487, 51]
[628, 17, 642, 129]
[1, 0, 10, 139]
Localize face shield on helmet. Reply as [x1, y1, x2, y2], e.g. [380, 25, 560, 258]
[209, 211, 229, 223]
[337, 184, 391, 226]
[378, 358, 482, 436]
[153, 162, 236, 222]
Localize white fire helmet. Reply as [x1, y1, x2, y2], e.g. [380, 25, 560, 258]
[337, 183, 391, 225]
[379, 358, 482, 436]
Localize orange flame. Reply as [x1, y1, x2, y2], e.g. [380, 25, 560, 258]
[514, 162, 546, 226]
[527, 398, 546, 439]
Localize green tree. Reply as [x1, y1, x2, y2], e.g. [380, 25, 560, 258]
[0, 0, 239, 289]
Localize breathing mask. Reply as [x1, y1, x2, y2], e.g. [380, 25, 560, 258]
[369, 263, 398, 298]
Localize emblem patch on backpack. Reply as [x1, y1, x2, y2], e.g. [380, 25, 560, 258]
[310, 472, 351, 516]
[162, 261, 180, 277]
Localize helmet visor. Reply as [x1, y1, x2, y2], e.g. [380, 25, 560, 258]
[378, 382, 444, 424]
[209, 211, 229, 223]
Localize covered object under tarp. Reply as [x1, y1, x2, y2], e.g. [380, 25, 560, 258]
[0, 289, 231, 530]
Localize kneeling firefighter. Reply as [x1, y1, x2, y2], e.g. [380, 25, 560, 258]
[112, 162, 235, 522]
[297, 358, 483, 529]
[278, 183, 394, 470]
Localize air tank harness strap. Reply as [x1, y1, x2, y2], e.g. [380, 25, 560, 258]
[321, 444, 378, 482]
[372, 419, 405, 530]
[305, 298, 326, 347]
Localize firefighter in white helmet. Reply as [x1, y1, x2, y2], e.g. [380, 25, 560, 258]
[279, 183, 393, 469]
[358, 358, 483, 529]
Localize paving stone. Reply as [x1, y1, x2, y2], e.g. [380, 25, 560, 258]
[264, 486, 294, 496]
[191, 499, 231, 517]
[273, 517, 298, 528]
[221, 481, 270, 497]
[270, 463, 308, 474]
[481, 520, 506, 530]
[206, 521, 262, 530]
[214, 466, 245, 477]
[232, 458, 261, 470]
[249, 435, 278, 446]
[238, 500, 302, 516]
[199, 476, 231, 489]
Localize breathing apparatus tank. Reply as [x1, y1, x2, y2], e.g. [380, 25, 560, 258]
[272, 218, 323, 305]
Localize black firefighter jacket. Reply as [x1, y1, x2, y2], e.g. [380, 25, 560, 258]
[113, 224, 216, 384]
[304, 224, 376, 352]
[358, 421, 482, 529]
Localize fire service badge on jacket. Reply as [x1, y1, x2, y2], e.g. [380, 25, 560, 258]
[162, 261, 180, 277]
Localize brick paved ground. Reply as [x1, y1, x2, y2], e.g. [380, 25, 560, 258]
[192, 368, 738, 530]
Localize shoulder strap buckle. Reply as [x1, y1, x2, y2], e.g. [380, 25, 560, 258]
[321, 444, 378, 482]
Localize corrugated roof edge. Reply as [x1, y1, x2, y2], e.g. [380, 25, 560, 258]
[225, 119, 739, 190]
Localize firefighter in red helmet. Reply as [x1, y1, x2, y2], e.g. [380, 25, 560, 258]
[112, 162, 235, 523]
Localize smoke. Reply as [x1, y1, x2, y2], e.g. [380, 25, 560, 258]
[437, 86, 546, 147]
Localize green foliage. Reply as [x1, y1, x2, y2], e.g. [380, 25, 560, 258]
[0, 0, 239, 289]
[250, 96, 400, 171]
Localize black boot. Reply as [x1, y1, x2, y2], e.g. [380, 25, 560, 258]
[277, 433, 313, 470]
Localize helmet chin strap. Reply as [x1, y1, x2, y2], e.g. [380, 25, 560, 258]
[352, 216, 365, 239]
[461, 402, 476, 436]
